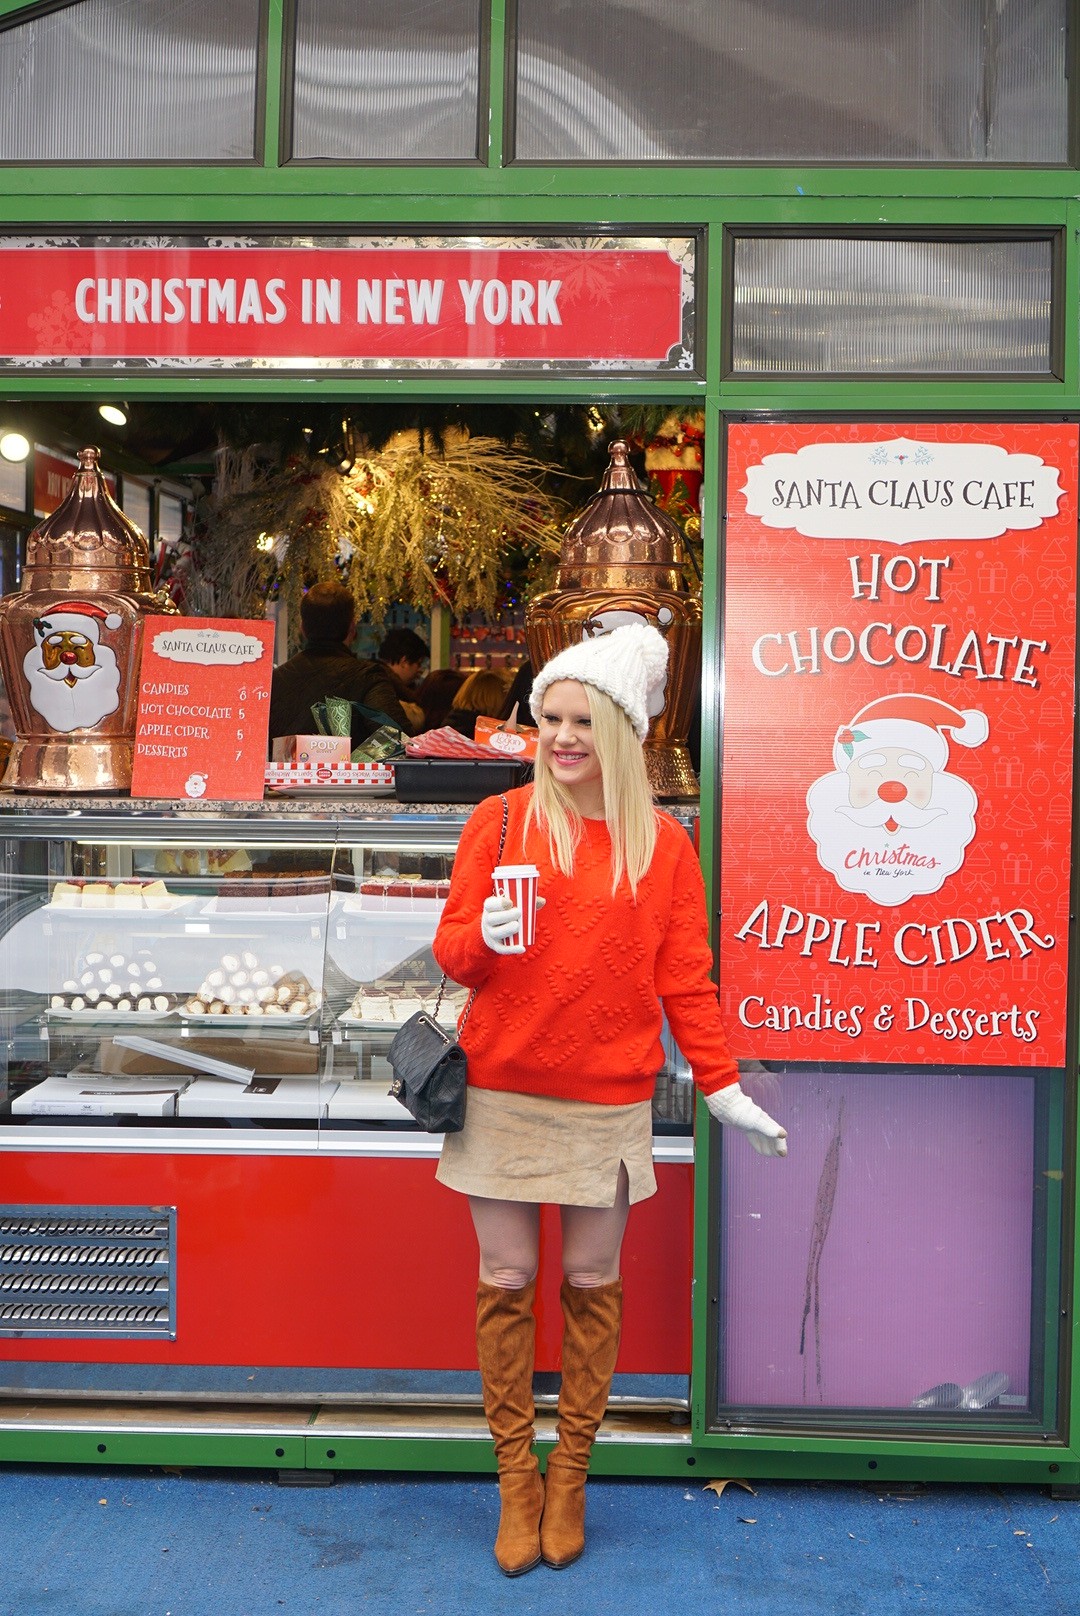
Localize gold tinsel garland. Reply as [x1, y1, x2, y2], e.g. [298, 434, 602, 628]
[194, 435, 564, 644]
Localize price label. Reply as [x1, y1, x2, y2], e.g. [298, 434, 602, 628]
[130, 616, 274, 801]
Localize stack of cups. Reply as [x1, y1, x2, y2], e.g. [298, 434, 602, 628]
[491, 863, 540, 952]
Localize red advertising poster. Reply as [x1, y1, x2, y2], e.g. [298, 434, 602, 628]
[720, 421, 1078, 1068]
[0, 235, 694, 372]
[130, 617, 274, 802]
[34, 445, 117, 517]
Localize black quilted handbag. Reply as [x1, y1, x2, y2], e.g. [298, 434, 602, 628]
[387, 794, 508, 1132]
[387, 1012, 469, 1132]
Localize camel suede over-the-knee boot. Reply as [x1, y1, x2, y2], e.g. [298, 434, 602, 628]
[540, 1277, 623, 1569]
[475, 1280, 545, 1576]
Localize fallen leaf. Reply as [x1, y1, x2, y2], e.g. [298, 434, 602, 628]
[703, 1479, 756, 1498]
[737, 1517, 757, 1524]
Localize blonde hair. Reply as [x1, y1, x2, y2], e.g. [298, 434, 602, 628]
[525, 683, 658, 895]
[452, 669, 506, 717]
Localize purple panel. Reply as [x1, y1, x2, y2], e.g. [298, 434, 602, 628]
[720, 1070, 1034, 1409]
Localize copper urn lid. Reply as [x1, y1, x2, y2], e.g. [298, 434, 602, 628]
[554, 439, 690, 592]
[25, 445, 154, 593]
[525, 439, 703, 800]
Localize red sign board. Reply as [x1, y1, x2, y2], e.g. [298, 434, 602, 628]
[34, 445, 117, 517]
[130, 616, 274, 802]
[720, 421, 1078, 1068]
[0, 235, 694, 372]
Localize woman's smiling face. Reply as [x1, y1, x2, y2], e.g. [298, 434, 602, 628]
[537, 679, 604, 803]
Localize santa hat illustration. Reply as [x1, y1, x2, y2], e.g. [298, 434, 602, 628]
[33, 601, 122, 641]
[833, 694, 989, 773]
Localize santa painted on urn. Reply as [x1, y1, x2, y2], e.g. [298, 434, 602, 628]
[0, 446, 177, 792]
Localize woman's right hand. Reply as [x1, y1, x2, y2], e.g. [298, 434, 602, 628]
[481, 894, 522, 952]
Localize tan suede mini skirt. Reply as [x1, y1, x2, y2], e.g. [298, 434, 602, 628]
[436, 1086, 657, 1207]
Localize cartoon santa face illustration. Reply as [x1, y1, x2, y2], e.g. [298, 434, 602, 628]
[805, 694, 990, 908]
[184, 772, 208, 799]
[22, 601, 123, 733]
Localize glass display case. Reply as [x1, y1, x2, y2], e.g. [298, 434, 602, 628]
[0, 795, 697, 1439]
[0, 798, 696, 1138]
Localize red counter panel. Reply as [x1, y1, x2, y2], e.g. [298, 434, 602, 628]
[0, 1152, 692, 1373]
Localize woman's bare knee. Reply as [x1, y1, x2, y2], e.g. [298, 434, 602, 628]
[481, 1261, 539, 1289]
[562, 1264, 618, 1288]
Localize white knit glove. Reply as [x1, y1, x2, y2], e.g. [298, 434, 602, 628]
[704, 1082, 788, 1156]
[481, 894, 522, 952]
[480, 893, 546, 953]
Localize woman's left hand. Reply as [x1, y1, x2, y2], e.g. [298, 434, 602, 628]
[703, 1082, 787, 1156]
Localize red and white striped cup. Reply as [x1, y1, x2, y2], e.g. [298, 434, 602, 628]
[491, 864, 540, 952]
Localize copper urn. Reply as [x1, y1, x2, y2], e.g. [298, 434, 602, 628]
[0, 446, 178, 793]
[525, 440, 703, 799]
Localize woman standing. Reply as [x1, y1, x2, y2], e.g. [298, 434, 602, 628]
[432, 624, 786, 1577]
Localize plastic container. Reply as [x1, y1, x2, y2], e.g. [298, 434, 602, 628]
[393, 758, 530, 803]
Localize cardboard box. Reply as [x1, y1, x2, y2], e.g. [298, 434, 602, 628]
[326, 1078, 409, 1123]
[13, 1073, 189, 1117]
[474, 713, 540, 761]
[271, 734, 352, 765]
[177, 1076, 331, 1119]
[100, 1036, 319, 1077]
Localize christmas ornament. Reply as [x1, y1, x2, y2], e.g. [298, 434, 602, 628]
[644, 410, 705, 515]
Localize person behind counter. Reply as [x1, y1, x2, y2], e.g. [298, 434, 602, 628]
[446, 669, 507, 740]
[416, 667, 466, 732]
[268, 582, 416, 744]
[432, 623, 787, 1577]
[377, 626, 428, 732]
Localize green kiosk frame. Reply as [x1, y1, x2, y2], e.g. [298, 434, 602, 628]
[0, 0, 1076, 1490]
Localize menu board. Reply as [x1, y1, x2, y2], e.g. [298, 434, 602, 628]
[720, 421, 1078, 1069]
[130, 616, 273, 801]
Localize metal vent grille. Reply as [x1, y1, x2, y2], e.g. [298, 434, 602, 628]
[0, 1205, 176, 1339]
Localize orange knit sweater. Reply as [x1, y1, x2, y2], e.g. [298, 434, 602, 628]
[432, 785, 739, 1105]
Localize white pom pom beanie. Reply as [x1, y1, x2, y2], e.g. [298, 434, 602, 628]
[529, 622, 669, 741]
